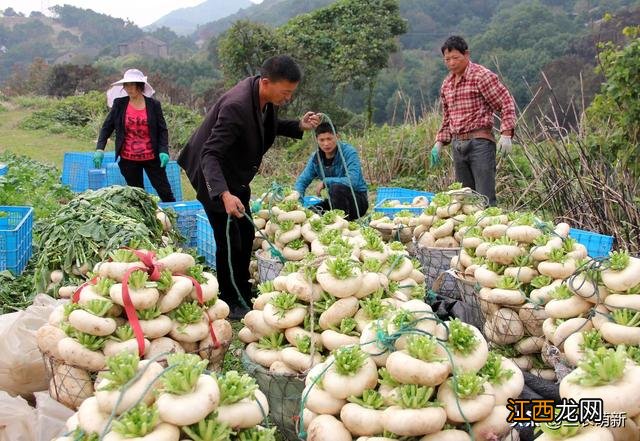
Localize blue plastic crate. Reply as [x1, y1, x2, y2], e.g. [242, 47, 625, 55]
[374, 197, 428, 218]
[375, 187, 434, 204]
[196, 213, 216, 268]
[0, 206, 34, 275]
[569, 228, 614, 258]
[302, 196, 322, 207]
[0, 163, 7, 176]
[158, 200, 204, 248]
[61, 151, 116, 192]
[88, 168, 107, 190]
[105, 161, 183, 201]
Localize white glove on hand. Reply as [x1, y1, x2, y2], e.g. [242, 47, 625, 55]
[497, 135, 512, 154]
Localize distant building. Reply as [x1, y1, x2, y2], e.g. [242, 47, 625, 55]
[118, 35, 168, 59]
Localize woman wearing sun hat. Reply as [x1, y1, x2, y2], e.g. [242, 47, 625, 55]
[94, 68, 175, 202]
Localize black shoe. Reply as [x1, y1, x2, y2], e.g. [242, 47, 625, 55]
[229, 305, 250, 320]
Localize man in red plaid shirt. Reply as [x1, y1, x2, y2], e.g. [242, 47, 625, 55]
[430, 36, 516, 206]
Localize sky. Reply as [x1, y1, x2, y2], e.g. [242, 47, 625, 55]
[1, 0, 262, 27]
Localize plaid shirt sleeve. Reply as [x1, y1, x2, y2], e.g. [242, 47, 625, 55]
[477, 71, 516, 134]
[436, 85, 452, 144]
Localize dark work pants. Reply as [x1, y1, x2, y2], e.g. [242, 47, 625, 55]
[312, 184, 369, 221]
[202, 203, 254, 310]
[118, 157, 176, 202]
[452, 138, 497, 206]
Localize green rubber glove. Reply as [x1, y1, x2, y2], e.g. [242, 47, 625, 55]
[93, 150, 104, 168]
[159, 152, 170, 168]
[430, 142, 443, 167]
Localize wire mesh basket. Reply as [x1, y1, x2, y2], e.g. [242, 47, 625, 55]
[477, 298, 546, 345]
[43, 342, 228, 410]
[449, 270, 485, 330]
[43, 354, 98, 410]
[416, 246, 460, 299]
[372, 224, 414, 244]
[199, 342, 231, 372]
[256, 250, 285, 283]
[242, 351, 305, 441]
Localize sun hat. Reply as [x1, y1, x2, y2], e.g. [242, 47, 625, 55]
[106, 68, 155, 107]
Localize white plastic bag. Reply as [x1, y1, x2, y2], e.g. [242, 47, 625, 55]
[35, 391, 74, 441]
[0, 390, 36, 441]
[0, 294, 61, 398]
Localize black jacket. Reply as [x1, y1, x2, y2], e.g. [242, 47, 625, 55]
[178, 76, 303, 212]
[96, 96, 169, 158]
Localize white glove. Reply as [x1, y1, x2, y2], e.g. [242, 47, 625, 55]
[497, 135, 512, 154]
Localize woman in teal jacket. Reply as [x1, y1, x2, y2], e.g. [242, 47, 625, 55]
[294, 122, 368, 220]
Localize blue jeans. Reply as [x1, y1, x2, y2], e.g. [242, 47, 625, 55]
[452, 138, 497, 206]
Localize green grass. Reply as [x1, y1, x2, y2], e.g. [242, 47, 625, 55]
[0, 108, 90, 167]
[0, 103, 197, 200]
[222, 320, 247, 375]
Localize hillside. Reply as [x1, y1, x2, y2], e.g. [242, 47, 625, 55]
[193, 0, 334, 42]
[147, 0, 252, 36]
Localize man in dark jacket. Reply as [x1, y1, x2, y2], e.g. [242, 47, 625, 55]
[178, 55, 320, 318]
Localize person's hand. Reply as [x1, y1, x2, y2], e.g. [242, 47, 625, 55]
[221, 191, 245, 218]
[430, 142, 443, 167]
[299, 112, 321, 131]
[93, 150, 104, 168]
[159, 152, 170, 168]
[315, 181, 324, 196]
[497, 135, 513, 154]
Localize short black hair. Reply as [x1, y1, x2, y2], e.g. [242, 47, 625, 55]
[315, 122, 337, 137]
[124, 82, 145, 92]
[260, 55, 302, 83]
[441, 36, 468, 55]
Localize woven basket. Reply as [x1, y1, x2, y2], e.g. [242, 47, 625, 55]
[449, 270, 485, 330]
[416, 246, 461, 299]
[256, 250, 285, 283]
[43, 354, 98, 410]
[43, 343, 227, 410]
[477, 297, 546, 345]
[372, 224, 413, 243]
[242, 351, 305, 441]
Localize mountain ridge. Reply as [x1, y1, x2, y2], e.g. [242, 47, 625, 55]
[146, 0, 252, 35]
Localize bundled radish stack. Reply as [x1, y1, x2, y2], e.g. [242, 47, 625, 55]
[380, 185, 486, 298]
[557, 345, 640, 440]
[240, 221, 427, 374]
[301, 316, 524, 441]
[52, 352, 275, 441]
[251, 197, 362, 284]
[544, 250, 640, 367]
[36, 247, 232, 410]
[447, 211, 596, 381]
[411, 184, 486, 249]
[369, 209, 418, 243]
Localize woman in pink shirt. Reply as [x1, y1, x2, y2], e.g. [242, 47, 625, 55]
[94, 69, 175, 202]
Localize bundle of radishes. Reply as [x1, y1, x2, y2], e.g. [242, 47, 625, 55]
[36, 248, 232, 409]
[240, 221, 428, 375]
[301, 315, 524, 441]
[447, 211, 597, 381]
[52, 352, 275, 441]
[410, 185, 486, 250]
[542, 250, 640, 367]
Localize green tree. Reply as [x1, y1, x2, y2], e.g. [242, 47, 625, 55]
[215, 20, 282, 85]
[281, 0, 407, 124]
[472, 1, 581, 106]
[587, 25, 640, 163]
